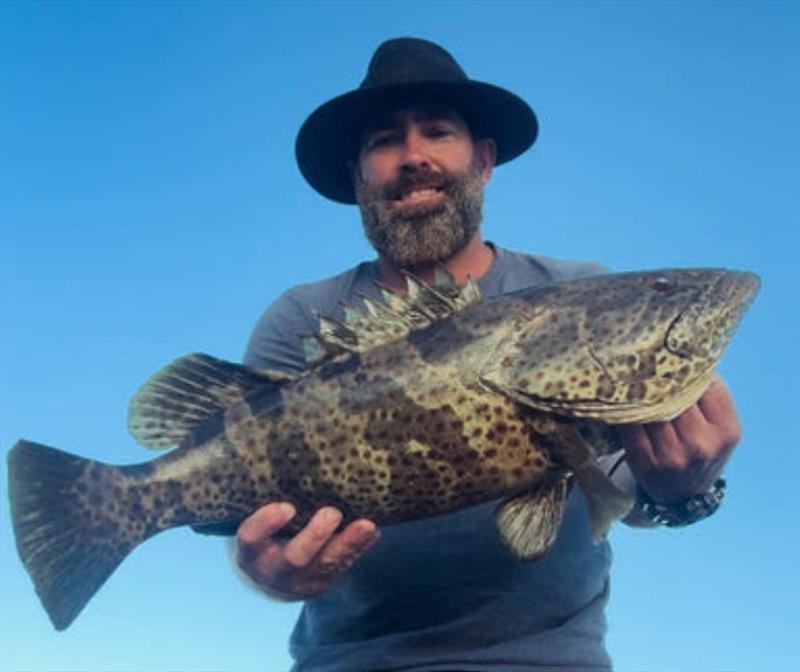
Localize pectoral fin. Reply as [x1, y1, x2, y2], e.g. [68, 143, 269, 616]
[572, 457, 634, 540]
[523, 416, 634, 540]
[495, 479, 571, 562]
[550, 423, 634, 540]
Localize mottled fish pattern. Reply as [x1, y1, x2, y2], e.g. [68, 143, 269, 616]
[7, 267, 759, 630]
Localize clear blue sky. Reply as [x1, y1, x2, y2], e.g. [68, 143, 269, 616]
[1, 2, 798, 671]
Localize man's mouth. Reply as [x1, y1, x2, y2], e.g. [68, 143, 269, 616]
[391, 185, 445, 207]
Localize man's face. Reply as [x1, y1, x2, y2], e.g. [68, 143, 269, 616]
[353, 105, 496, 268]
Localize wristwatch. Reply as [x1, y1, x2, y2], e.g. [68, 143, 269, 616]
[636, 478, 727, 528]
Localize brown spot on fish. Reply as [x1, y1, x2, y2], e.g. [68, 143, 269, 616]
[626, 382, 647, 402]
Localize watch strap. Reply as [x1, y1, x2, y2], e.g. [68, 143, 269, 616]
[636, 477, 727, 528]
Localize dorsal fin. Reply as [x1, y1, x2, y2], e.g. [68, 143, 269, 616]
[128, 353, 296, 449]
[302, 267, 481, 367]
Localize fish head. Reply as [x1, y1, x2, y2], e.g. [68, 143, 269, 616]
[483, 268, 760, 423]
[592, 267, 760, 417]
[662, 269, 761, 362]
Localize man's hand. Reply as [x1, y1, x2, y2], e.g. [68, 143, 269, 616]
[235, 503, 380, 601]
[618, 377, 741, 504]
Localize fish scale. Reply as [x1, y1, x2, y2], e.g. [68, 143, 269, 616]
[7, 267, 759, 630]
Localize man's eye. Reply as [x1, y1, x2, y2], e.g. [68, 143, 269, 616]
[427, 125, 453, 138]
[366, 134, 396, 150]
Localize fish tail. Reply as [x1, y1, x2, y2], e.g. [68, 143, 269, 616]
[7, 440, 142, 630]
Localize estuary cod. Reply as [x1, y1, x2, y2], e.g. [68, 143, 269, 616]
[7, 267, 760, 630]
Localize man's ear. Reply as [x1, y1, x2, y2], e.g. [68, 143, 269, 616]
[475, 138, 497, 183]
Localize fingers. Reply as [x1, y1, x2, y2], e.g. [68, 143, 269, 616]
[620, 421, 700, 482]
[621, 378, 742, 503]
[237, 504, 342, 578]
[696, 378, 741, 446]
[312, 519, 380, 576]
[695, 376, 730, 422]
[667, 380, 739, 463]
[234, 503, 380, 600]
[236, 502, 296, 565]
[283, 513, 379, 582]
[649, 407, 703, 467]
[283, 507, 343, 567]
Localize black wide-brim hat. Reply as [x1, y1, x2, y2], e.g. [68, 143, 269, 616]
[295, 37, 539, 204]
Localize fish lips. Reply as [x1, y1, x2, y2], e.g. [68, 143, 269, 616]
[665, 270, 761, 360]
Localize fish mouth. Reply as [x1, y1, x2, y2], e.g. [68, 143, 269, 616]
[666, 270, 760, 360]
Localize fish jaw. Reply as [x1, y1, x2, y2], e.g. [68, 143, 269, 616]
[666, 270, 761, 361]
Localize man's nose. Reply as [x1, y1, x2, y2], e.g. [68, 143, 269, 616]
[399, 128, 432, 171]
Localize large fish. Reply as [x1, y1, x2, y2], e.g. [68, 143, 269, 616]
[7, 268, 759, 630]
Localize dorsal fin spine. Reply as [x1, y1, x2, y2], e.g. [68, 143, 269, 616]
[302, 271, 482, 368]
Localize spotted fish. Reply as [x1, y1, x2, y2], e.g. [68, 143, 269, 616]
[7, 267, 759, 630]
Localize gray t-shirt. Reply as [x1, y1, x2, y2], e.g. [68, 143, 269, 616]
[244, 246, 614, 672]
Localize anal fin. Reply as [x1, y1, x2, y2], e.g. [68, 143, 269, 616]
[495, 479, 571, 562]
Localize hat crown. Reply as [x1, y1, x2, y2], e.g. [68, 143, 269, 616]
[361, 38, 468, 89]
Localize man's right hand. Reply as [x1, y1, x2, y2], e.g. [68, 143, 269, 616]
[235, 502, 380, 601]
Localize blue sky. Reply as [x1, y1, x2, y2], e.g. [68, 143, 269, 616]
[1, 1, 798, 671]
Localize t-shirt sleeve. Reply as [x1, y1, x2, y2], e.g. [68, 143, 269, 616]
[242, 264, 371, 374]
[243, 289, 317, 373]
[545, 258, 610, 281]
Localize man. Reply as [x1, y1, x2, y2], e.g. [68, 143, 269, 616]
[233, 38, 740, 670]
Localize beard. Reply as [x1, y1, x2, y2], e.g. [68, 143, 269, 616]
[355, 158, 485, 268]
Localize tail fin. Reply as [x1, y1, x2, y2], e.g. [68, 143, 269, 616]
[7, 440, 141, 630]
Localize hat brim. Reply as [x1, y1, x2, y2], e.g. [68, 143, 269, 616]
[295, 80, 538, 204]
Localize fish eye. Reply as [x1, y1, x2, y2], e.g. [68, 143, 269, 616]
[650, 276, 674, 292]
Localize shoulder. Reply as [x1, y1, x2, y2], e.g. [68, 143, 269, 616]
[497, 246, 609, 280]
[481, 245, 610, 296]
[243, 261, 378, 371]
[280, 262, 380, 315]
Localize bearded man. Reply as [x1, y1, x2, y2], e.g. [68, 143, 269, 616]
[232, 38, 740, 671]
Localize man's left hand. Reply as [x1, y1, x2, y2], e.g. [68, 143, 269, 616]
[618, 377, 741, 504]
